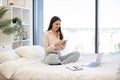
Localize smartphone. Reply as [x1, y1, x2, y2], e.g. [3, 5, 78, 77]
[62, 40, 67, 45]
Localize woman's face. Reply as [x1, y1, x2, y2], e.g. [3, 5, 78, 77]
[52, 20, 61, 32]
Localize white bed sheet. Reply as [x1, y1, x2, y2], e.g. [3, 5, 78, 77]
[0, 54, 120, 80]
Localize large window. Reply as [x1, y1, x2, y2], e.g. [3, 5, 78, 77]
[36, 0, 120, 54]
[99, 0, 120, 53]
[44, 0, 95, 53]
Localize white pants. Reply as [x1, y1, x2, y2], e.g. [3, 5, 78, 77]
[43, 51, 80, 65]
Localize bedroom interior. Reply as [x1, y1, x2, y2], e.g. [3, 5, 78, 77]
[0, 0, 120, 80]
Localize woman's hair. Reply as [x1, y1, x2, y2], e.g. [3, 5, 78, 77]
[47, 16, 63, 40]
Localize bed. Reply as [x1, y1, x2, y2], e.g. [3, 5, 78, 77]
[0, 45, 120, 80]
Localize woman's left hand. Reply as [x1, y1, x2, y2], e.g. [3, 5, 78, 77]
[62, 40, 67, 46]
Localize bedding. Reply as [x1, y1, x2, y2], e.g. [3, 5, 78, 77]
[0, 50, 20, 63]
[15, 45, 45, 60]
[0, 53, 120, 80]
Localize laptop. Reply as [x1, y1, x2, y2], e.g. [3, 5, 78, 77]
[81, 53, 103, 68]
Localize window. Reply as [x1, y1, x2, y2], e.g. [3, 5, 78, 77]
[99, 0, 120, 53]
[0, 0, 2, 6]
[44, 0, 95, 53]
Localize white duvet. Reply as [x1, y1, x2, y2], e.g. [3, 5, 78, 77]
[0, 54, 120, 80]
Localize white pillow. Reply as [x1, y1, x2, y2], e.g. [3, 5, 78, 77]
[15, 45, 45, 60]
[0, 50, 20, 63]
[31, 45, 45, 60]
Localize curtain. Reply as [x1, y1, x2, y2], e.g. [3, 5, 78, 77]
[33, 0, 43, 46]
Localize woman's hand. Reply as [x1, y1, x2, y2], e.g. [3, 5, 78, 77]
[54, 40, 67, 47]
[62, 40, 67, 46]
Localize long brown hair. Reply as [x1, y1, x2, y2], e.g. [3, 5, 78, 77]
[47, 16, 63, 40]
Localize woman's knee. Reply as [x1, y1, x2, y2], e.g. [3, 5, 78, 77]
[44, 54, 61, 65]
[72, 51, 80, 58]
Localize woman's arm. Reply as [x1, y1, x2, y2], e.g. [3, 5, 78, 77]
[43, 31, 66, 53]
[43, 32, 56, 53]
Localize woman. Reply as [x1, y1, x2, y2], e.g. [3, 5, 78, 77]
[43, 16, 80, 65]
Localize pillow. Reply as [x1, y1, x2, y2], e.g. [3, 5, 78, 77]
[0, 50, 20, 63]
[15, 45, 45, 60]
[31, 45, 45, 60]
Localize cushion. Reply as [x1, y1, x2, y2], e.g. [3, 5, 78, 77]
[15, 45, 45, 60]
[31, 45, 45, 60]
[0, 50, 20, 63]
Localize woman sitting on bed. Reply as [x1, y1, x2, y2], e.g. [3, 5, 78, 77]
[43, 16, 80, 65]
